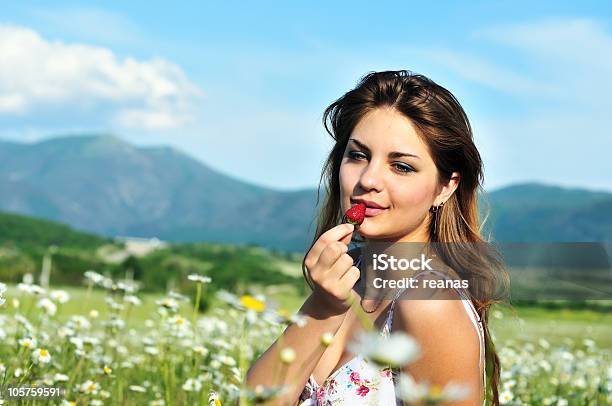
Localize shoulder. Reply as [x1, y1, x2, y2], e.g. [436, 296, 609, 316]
[394, 270, 475, 329]
[393, 272, 481, 360]
[392, 279, 482, 398]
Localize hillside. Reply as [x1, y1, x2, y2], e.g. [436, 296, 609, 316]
[0, 135, 610, 252]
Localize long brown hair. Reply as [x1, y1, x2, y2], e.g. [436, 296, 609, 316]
[302, 70, 510, 405]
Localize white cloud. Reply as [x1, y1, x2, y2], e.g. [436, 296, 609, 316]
[0, 24, 203, 130]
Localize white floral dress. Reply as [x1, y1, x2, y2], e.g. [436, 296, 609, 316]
[298, 255, 487, 405]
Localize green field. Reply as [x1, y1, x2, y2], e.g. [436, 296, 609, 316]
[1, 280, 610, 405]
[5, 283, 611, 348]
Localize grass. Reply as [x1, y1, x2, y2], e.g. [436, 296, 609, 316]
[2, 281, 610, 404]
[4, 285, 185, 324]
[491, 304, 612, 348]
[6, 283, 611, 350]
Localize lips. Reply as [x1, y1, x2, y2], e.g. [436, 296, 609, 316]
[351, 199, 387, 210]
[351, 199, 388, 218]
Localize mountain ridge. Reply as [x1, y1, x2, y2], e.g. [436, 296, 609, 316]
[0, 134, 610, 251]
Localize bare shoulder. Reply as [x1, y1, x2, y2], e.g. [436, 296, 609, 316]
[394, 290, 478, 335]
[393, 282, 484, 406]
[392, 273, 482, 401]
[394, 270, 475, 329]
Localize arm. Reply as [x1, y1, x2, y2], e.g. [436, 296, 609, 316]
[245, 223, 361, 405]
[245, 293, 349, 405]
[394, 282, 483, 406]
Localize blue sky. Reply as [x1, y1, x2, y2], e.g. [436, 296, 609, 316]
[1, 1, 611, 192]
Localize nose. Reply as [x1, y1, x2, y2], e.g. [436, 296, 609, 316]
[358, 160, 383, 192]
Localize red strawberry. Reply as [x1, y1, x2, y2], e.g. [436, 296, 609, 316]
[344, 203, 366, 227]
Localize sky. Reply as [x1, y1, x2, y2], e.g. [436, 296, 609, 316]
[1, 1, 611, 193]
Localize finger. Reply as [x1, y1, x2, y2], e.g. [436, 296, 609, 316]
[308, 223, 354, 266]
[318, 242, 350, 272]
[338, 266, 361, 296]
[339, 231, 353, 246]
[326, 253, 355, 281]
[335, 269, 361, 304]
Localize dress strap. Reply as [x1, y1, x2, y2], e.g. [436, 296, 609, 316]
[416, 270, 487, 398]
[381, 287, 407, 335]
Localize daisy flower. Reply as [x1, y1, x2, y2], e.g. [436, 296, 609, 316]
[182, 378, 202, 392]
[54, 373, 69, 382]
[124, 295, 142, 306]
[169, 315, 189, 328]
[280, 348, 296, 364]
[239, 295, 266, 312]
[0, 282, 6, 306]
[50, 290, 70, 303]
[37, 298, 57, 316]
[499, 389, 514, 404]
[348, 331, 420, 368]
[208, 392, 222, 406]
[193, 345, 209, 356]
[19, 337, 37, 349]
[79, 380, 100, 395]
[156, 297, 179, 311]
[33, 348, 51, 363]
[188, 274, 212, 284]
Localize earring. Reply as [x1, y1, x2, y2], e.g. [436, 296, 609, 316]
[430, 201, 445, 213]
[430, 201, 445, 233]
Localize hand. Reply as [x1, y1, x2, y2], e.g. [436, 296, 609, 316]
[304, 223, 361, 316]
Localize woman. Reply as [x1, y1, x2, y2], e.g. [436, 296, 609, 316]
[247, 70, 508, 405]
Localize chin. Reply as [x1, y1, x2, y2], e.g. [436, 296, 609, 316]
[356, 225, 375, 237]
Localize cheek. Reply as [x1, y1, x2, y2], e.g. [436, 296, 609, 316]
[393, 176, 436, 210]
[339, 162, 356, 192]
[338, 163, 350, 206]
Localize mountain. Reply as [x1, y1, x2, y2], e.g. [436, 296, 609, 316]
[0, 135, 318, 252]
[0, 134, 610, 252]
[483, 183, 612, 242]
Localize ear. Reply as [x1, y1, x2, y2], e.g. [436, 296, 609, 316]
[434, 171, 460, 205]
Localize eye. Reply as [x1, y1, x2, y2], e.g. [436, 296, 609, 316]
[347, 150, 367, 160]
[393, 163, 415, 174]
[348, 151, 415, 174]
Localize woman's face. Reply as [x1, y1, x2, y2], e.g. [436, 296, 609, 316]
[339, 107, 458, 243]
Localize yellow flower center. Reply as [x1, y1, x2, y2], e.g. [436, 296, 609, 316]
[240, 295, 265, 312]
[39, 349, 49, 357]
[429, 384, 442, 398]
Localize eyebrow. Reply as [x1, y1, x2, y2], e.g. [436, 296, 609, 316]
[348, 138, 420, 159]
